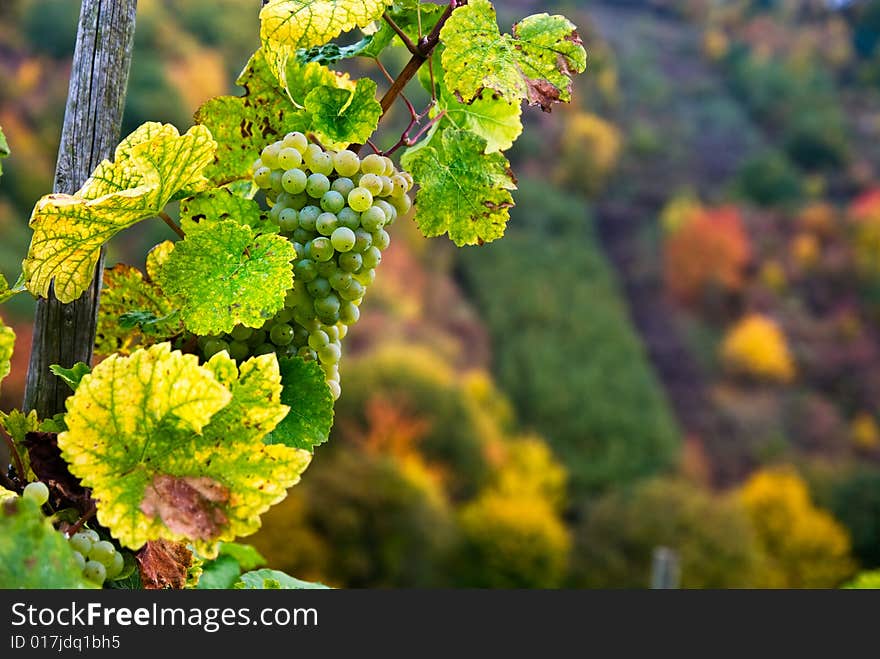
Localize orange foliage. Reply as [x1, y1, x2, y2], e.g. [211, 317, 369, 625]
[664, 206, 751, 305]
[848, 188, 880, 223]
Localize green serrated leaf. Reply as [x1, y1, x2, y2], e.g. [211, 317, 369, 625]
[0, 409, 39, 477]
[155, 219, 295, 335]
[196, 554, 242, 589]
[297, 36, 375, 65]
[218, 541, 266, 571]
[440, 0, 586, 110]
[49, 362, 91, 392]
[0, 316, 13, 393]
[265, 357, 334, 451]
[180, 189, 270, 232]
[436, 73, 522, 154]
[95, 261, 182, 358]
[305, 78, 382, 146]
[235, 568, 329, 589]
[59, 343, 311, 553]
[23, 123, 216, 303]
[260, 0, 393, 89]
[0, 273, 27, 304]
[0, 497, 96, 588]
[39, 413, 67, 434]
[402, 128, 516, 245]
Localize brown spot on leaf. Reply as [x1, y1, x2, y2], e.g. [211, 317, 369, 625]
[483, 199, 514, 212]
[136, 539, 192, 590]
[524, 77, 562, 112]
[23, 432, 92, 511]
[140, 474, 229, 541]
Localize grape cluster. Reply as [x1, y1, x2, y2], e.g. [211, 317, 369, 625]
[199, 133, 413, 400]
[68, 528, 124, 586]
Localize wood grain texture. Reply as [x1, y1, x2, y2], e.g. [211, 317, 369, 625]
[23, 0, 137, 417]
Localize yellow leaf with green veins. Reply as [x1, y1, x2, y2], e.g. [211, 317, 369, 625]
[59, 343, 311, 552]
[23, 124, 216, 303]
[440, 0, 586, 110]
[260, 0, 392, 88]
[402, 128, 517, 246]
[154, 218, 296, 336]
[0, 316, 13, 393]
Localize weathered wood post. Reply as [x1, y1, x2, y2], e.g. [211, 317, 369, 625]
[23, 0, 137, 417]
[650, 546, 681, 589]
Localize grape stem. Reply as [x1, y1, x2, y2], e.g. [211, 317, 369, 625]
[67, 503, 96, 536]
[353, 0, 460, 155]
[382, 12, 419, 56]
[159, 211, 185, 239]
[1, 429, 26, 487]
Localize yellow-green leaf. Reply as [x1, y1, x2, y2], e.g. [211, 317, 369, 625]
[440, 0, 586, 110]
[260, 0, 392, 89]
[154, 219, 296, 335]
[0, 409, 39, 478]
[180, 189, 269, 232]
[304, 78, 382, 146]
[0, 273, 26, 304]
[59, 343, 311, 552]
[23, 124, 217, 303]
[0, 316, 13, 393]
[401, 128, 516, 246]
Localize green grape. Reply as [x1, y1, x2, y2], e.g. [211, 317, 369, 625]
[268, 203, 284, 225]
[359, 173, 384, 196]
[293, 228, 313, 244]
[270, 324, 295, 346]
[106, 552, 125, 580]
[391, 174, 409, 196]
[309, 237, 335, 262]
[69, 532, 93, 556]
[282, 168, 308, 194]
[253, 166, 273, 189]
[348, 187, 373, 212]
[381, 156, 396, 177]
[293, 325, 310, 346]
[307, 278, 331, 298]
[253, 343, 276, 356]
[72, 550, 86, 571]
[279, 208, 299, 233]
[83, 560, 106, 585]
[331, 177, 355, 198]
[333, 149, 361, 177]
[338, 252, 363, 273]
[23, 481, 49, 506]
[321, 191, 346, 214]
[322, 361, 339, 380]
[330, 271, 353, 291]
[375, 199, 396, 223]
[330, 227, 357, 252]
[314, 294, 341, 317]
[291, 242, 307, 260]
[298, 347, 318, 361]
[293, 304, 316, 326]
[372, 228, 391, 251]
[318, 342, 342, 364]
[353, 229, 373, 253]
[324, 325, 340, 341]
[310, 152, 335, 176]
[353, 268, 376, 286]
[288, 191, 310, 210]
[283, 131, 309, 152]
[203, 339, 229, 359]
[308, 330, 330, 350]
[252, 158, 264, 171]
[317, 309, 340, 325]
[299, 206, 321, 231]
[340, 301, 360, 325]
[379, 176, 394, 197]
[361, 153, 385, 176]
[303, 144, 324, 167]
[278, 147, 303, 170]
[339, 280, 366, 301]
[390, 192, 412, 215]
[327, 380, 341, 400]
[275, 307, 295, 324]
[362, 246, 382, 269]
[82, 529, 100, 543]
[228, 341, 250, 361]
[316, 212, 339, 236]
[246, 329, 268, 347]
[316, 260, 338, 278]
[306, 173, 331, 198]
[261, 142, 281, 169]
[269, 170, 284, 194]
[337, 207, 360, 229]
[89, 540, 116, 566]
[360, 206, 386, 232]
[338, 324, 349, 339]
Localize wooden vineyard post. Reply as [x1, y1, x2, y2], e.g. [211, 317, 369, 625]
[23, 0, 137, 417]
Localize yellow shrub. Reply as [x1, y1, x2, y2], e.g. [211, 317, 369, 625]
[721, 314, 796, 383]
[740, 468, 856, 588]
[555, 112, 621, 197]
[850, 413, 880, 451]
[660, 191, 703, 235]
[489, 435, 567, 512]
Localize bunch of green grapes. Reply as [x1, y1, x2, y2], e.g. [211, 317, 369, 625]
[20, 481, 123, 586]
[199, 132, 413, 400]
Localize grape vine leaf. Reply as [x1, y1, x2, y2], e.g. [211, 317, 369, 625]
[23, 123, 216, 303]
[180, 189, 271, 233]
[264, 357, 334, 451]
[305, 78, 382, 145]
[49, 362, 91, 392]
[401, 128, 516, 246]
[95, 262, 182, 358]
[154, 218, 295, 335]
[0, 125, 8, 177]
[235, 568, 330, 589]
[360, 1, 445, 58]
[260, 0, 393, 88]
[0, 273, 26, 304]
[59, 344, 311, 553]
[0, 316, 14, 393]
[218, 542, 266, 571]
[196, 50, 352, 184]
[0, 408, 39, 477]
[440, 0, 586, 111]
[136, 539, 193, 590]
[196, 554, 241, 589]
[0, 497, 95, 588]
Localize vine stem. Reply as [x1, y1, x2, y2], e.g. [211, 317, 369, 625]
[159, 211, 185, 239]
[383, 12, 419, 56]
[1, 430, 26, 485]
[353, 0, 459, 155]
[66, 503, 96, 536]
